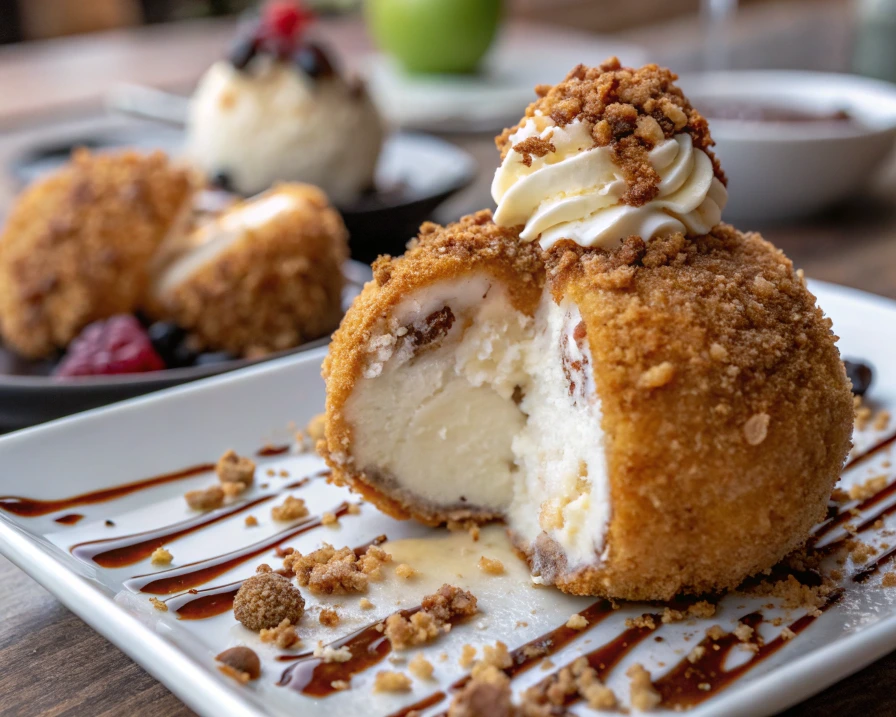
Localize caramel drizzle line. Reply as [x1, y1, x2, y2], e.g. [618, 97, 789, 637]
[653, 592, 842, 709]
[387, 601, 615, 717]
[70, 477, 312, 568]
[163, 535, 388, 620]
[123, 502, 353, 595]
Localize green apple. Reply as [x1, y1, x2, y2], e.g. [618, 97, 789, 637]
[366, 0, 502, 74]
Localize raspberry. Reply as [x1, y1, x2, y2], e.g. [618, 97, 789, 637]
[258, 1, 314, 56]
[54, 315, 166, 377]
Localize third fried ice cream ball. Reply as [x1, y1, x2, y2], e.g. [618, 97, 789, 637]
[152, 183, 347, 356]
[321, 59, 854, 601]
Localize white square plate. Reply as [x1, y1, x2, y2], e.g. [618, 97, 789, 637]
[1, 280, 895, 717]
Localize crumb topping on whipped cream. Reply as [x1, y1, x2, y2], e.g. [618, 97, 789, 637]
[492, 58, 727, 250]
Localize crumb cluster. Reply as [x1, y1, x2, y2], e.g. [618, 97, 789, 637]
[285, 543, 391, 594]
[233, 565, 305, 631]
[385, 585, 478, 650]
[495, 57, 723, 206]
[271, 495, 309, 521]
[259, 618, 301, 649]
[216, 449, 255, 486]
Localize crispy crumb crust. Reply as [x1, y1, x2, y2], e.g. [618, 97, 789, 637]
[495, 57, 724, 206]
[510, 226, 853, 600]
[321, 211, 544, 524]
[0, 149, 194, 358]
[157, 183, 347, 356]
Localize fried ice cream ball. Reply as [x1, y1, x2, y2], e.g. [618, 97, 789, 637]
[322, 215, 853, 600]
[152, 183, 347, 356]
[0, 149, 194, 358]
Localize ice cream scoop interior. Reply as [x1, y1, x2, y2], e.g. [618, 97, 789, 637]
[342, 272, 612, 562]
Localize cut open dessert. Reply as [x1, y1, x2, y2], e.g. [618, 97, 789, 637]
[152, 183, 347, 356]
[321, 60, 854, 600]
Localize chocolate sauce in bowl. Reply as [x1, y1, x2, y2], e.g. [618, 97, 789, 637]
[0, 463, 215, 517]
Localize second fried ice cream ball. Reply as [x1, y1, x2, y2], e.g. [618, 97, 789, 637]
[0, 150, 194, 358]
[152, 183, 348, 356]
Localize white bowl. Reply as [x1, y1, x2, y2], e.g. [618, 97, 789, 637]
[678, 71, 896, 224]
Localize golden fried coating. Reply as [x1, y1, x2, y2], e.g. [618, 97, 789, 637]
[322, 215, 853, 600]
[0, 149, 194, 358]
[321, 211, 545, 523]
[155, 183, 347, 356]
[512, 227, 853, 600]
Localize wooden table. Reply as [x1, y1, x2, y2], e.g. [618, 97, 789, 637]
[2, 4, 896, 716]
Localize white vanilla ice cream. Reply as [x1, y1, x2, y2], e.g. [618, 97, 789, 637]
[187, 60, 383, 203]
[492, 113, 727, 250]
[344, 272, 611, 570]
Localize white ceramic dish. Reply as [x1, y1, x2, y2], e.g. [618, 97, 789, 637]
[678, 71, 896, 223]
[1, 280, 896, 717]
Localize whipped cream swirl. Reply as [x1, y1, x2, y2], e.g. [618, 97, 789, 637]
[491, 114, 727, 250]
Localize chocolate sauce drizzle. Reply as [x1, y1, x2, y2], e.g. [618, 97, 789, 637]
[71, 493, 283, 567]
[654, 594, 841, 708]
[257, 445, 292, 457]
[125, 502, 352, 595]
[0, 463, 215, 517]
[54, 513, 84, 525]
[279, 608, 420, 696]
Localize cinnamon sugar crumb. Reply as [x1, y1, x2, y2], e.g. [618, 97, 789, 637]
[245, 515, 258, 527]
[319, 608, 340, 627]
[459, 644, 477, 668]
[687, 645, 706, 663]
[849, 475, 888, 501]
[780, 626, 796, 640]
[478, 556, 505, 575]
[627, 663, 661, 711]
[626, 614, 657, 630]
[881, 572, 896, 588]
[395, 563, 417, 579]
[216, 450, 255, 486]
[149, 597, 168, 612]
[150, 547, 172, 565]
[330, 679, 350, 691]
[734, 622, 754, 642]
[638, 361, 675, 389]
[566, 613, 588, 630]
[306, 413, 326, 443]
[875, 410, 891, 431]
[259, 618, 301, 649]
[706, 625, 725, 640]
[360, 598, 374, 609]
[512, 135, 555, 167]
[409, 653, 435, 679]
[321, 511, 339, 526]
[373, 670, 412, 693]
[288, 543, 391, 594]
[386, 585, 478, 650]
[271, 495, 308, 521]
[313, 642, 352, 663]
[347, 503, 361, 515]
[185, 484, 224, 511]
[222, 481, 246, 499]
